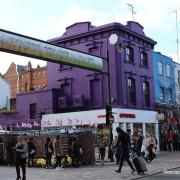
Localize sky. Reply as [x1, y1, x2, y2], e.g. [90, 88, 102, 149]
[0, 0, 180, 74]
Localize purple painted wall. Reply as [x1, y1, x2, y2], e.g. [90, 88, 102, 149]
[0, 21, 156, 127]
[0, 89, 59, 127]
[48, 21, 156, 111]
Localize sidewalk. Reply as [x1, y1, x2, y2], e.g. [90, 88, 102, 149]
[0, 152, 180, 180]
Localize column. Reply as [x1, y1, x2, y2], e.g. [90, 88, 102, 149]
[143, 123, 146, 136]
[130, 123, 133, 135]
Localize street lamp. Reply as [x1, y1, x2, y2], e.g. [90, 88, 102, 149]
[106, 33, 122, 161]
[106, 33, 121, 123]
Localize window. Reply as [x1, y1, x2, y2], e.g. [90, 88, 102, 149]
[143, 81, 150, 107]
[178, 71, 180, 85]
[158, 61, 163, 76]
[125, 46, 134, 63]
[160, 87, 164, 103]
[59, 64, 72, 71]
[141, 52, 148, 67]
[168, 89, 173, 103]
[166, 64, 170, 78]
[30, 103, 37, 119]
[128, 78, 136, 105]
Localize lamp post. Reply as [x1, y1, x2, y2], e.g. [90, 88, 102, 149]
[106, 33, 121, 161]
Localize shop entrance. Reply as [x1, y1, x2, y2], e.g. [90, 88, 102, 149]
[118, 122, 156, 136]
[133, 123, 143, 135]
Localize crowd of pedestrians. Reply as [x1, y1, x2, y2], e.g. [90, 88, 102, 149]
[2, 127, 179, 179]
[98, 127, 159, 174]
[13, 135, 83, 180]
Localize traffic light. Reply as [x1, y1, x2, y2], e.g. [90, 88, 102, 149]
[106, 105, 112, 125]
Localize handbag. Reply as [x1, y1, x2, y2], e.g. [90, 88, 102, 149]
[30, 149, 36, 155]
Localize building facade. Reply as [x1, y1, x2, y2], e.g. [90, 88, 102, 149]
[174, 62, 180, 106]
[3, 61, 47, 110]
[46, 21, 158, 140]
[0, 75, 11, 111]
[153, 52, 176, 105]
[0, 21, 158, 144]
[153, 51, 178, 150]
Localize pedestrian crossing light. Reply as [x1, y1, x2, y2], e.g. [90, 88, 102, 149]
[106, 105, 112, 125]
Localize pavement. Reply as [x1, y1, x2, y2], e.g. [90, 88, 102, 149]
[136, 167, 180, 180]
[0, 152, 180, 180]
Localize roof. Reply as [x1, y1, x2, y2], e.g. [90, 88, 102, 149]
[17, 65, 27, 72]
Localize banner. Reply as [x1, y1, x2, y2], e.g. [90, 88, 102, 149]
[41, 109, 106, 128]
[34, 121, 40, 127]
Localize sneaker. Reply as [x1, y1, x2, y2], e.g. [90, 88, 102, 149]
[56, 166, 64, 171]
[131, 169, 136, 174]
[115, 170, 121, 173]
[56, 166, 61, 170]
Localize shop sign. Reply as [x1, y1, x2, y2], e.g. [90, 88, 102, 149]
[0, 29, 103, 71]
[156, 114, 164, 120]
[119, 113, 136, 118]
[42, 117, 98, 128]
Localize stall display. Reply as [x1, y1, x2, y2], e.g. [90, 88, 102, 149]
[0, 130, 95, 166]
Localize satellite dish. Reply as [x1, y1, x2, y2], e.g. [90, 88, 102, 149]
[109, 34, 118, 45]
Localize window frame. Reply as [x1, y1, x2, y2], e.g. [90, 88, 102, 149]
[125, 46, 134, 63]
[141, 51, 148, 67]
[166, 64, 170, 78]
[158, 61, 163, 76]
[168, 89, 173, 103]
[159, 87, 164, 103]
[30, 103, 37, 119]
[128, 78, 136, 105]
[178, 71, 180, 85]
[143, 81, 150, 107]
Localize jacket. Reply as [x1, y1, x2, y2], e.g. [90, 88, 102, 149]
[16, 142, 28, 159]
[53, 140, 63, 156]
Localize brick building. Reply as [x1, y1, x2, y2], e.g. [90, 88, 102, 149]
[3, 61, 47, 109]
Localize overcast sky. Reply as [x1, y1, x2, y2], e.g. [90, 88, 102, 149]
[0, 0, 180, 74]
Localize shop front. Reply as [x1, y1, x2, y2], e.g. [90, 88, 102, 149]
[41, 108, 159, 149]
[111, 108, 159, 151]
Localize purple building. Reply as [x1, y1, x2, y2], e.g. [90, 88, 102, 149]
[0, 21, 159, 144]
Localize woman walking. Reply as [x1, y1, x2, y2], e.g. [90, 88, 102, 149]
[15, 136, 28, 180]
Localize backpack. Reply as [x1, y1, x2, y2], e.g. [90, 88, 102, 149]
[124, 132, 131, 146]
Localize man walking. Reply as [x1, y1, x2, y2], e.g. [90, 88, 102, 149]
[114, 127, 136, 174]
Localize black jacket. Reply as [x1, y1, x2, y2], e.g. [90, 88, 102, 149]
[115, 130, 130, 151]
[45, 142, 54, 154]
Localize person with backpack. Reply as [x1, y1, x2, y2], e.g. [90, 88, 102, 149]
[114, 127, 136, 174]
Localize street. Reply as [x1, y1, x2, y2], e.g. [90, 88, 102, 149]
[0, 152, 180, 180]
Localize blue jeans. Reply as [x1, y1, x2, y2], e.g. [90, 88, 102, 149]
[99, 148, 105, 161]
